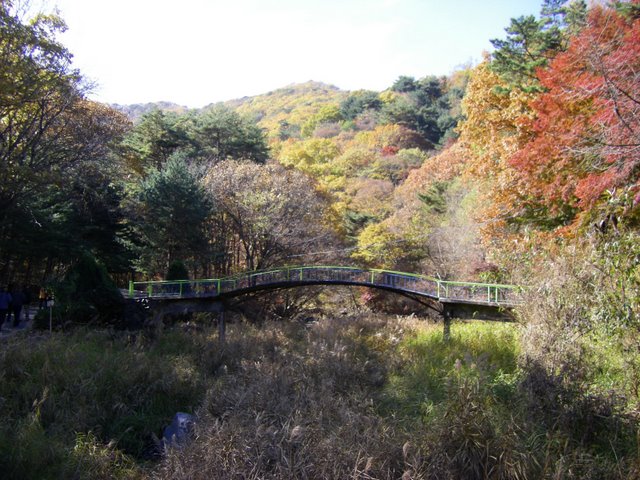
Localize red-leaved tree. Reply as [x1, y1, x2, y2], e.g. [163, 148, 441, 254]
[510, 1, 640, 225]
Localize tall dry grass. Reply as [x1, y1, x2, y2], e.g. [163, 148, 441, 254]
[2, 294, 638, 479]
[154, 317, 545, 480]
[155, 315, 416, 479]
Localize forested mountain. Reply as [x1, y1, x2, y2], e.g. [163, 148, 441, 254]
[88, 73, 470, 281]
[115, 81, 344, 127]
[224, 80, 346, 138]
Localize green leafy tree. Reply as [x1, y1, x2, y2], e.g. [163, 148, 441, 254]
[122, 105, 269, 174]
[340, 90, 382, 120]
[136, 157, 212, 276]
[166, 260, 189, 280]
[0, 2, 84, 217]
[391, 76, 417, 93]
[41, 253, 125, 327]
[418, 181, 450, 215]
[122, 109, 189, 172]
[490, 0, 587, 89]
[382, 75, 452, 147]
[0, 100, 131, 284]
[0, 0, 131, 285]
[301, 104, 343, 137]
[187, 105, 269, 164]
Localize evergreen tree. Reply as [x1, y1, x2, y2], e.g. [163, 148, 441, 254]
[382, 76, 452, 147]
[136, 156, 211, 276]
[339, 91, 383, 120]
[122, 109, 190, 172]
[187, 105, 269, 164]
[490, 0, 587, 89]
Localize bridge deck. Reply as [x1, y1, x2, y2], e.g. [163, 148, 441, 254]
[129, 266, 521, 309]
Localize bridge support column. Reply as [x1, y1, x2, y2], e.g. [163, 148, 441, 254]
[218, 309, 225, 343]
[442, 309, 452, 342]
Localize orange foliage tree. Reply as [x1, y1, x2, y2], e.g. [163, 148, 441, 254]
[510, 2, 640, 228]
[457, 60, 536, 240]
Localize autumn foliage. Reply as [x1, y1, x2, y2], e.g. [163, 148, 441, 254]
[455, 2, 640, 242]
[511, 2, 640, 222]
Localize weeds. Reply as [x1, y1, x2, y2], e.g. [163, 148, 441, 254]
[383, 321, 520, 418]
[1, 304, 638, 479]
[0, 328, 213, 478]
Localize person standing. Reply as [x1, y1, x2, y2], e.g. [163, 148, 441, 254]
[0, 287, 12, 331]
[10, 287, 25, 327]
[38, 286, 46, 309]
[22, 286, 31, 321]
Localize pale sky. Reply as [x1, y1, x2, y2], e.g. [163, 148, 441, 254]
[41, 0, 543, 107]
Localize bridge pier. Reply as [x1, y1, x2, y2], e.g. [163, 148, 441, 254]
[218, 309, 225, 343]
[442, 309, 452, 341]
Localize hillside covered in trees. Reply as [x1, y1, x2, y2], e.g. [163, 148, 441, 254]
[1, 0, 640, 478]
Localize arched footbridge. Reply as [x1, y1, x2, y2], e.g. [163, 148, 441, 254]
[129, 266, 521, 337]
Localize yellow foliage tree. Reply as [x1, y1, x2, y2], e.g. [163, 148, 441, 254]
[345, 178, 395, 221]
[351, 124, 424, 153]
[458, 60, 536, 243]
[278, 138, 340, 178]
[332, 146, 378, 177]
[301, 104, 343, 137]
[351, 221, 407, 268]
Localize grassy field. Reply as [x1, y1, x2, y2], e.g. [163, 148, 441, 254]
[0, 315, 637, 479]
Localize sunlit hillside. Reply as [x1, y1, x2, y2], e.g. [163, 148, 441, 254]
[224, 80, 347, 138]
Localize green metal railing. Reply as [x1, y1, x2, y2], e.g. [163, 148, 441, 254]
[129, 265, 521, 307]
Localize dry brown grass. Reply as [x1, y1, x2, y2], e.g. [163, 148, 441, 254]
[155, 305, 640, 480]
[154, 315, 419, 479]
[4, 296, 636, 479]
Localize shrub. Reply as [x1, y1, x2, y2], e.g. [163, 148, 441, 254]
[511, 233, 640, 477]
[165, 260, 189, 281]
[44, 253, 125, 328]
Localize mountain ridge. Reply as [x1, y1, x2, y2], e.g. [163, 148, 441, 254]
[112, 81, 345, 123]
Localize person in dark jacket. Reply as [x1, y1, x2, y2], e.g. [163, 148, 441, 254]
[10, 287, 25, 327]
[0, 287, 12, 331]
[38, 286, 47, 309]
[22, 287, 31, 321]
